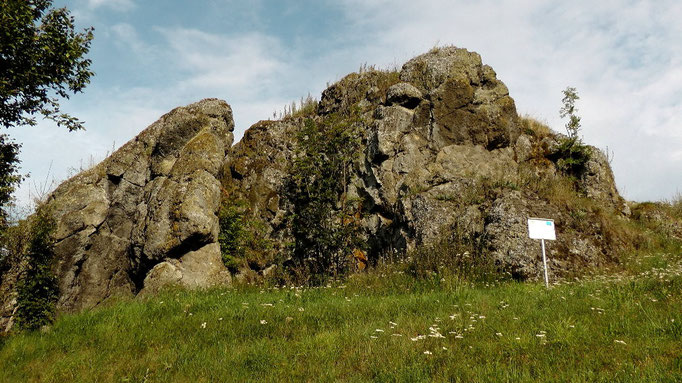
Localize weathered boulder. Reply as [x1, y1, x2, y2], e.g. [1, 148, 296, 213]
[386, 83, 423, 109]
[140, 243, 230, 296]
[581, 147, 624, 210]
[47, 98, 233, 313]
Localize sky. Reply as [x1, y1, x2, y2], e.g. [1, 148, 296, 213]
[7, 0, 682, 208]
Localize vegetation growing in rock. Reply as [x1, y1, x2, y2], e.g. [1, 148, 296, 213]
[283, 112, 365, 284]
[14, 205, 58, 331]
[218, 195, 274, 274]
[403, 227, 500, 282]
[549, 87, 592, 177]
[0, 135, 22, 228]
[276, 94, 318, 120]
[0, 0, 94, 225]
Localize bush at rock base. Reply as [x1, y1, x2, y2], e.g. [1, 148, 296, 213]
[13, 205, 58, 331]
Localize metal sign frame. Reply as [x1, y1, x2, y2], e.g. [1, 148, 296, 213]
[527, 218, 556, 288]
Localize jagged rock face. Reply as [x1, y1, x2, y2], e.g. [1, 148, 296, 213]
[228, 46, 626, 279]
[47, 99, 233, 313]
[0, 47, 631, 330]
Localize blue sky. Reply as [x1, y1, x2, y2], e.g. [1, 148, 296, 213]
[8, 0, 682, 208]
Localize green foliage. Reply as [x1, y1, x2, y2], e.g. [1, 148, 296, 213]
[0, 0, 93, 224]
[0, 0, 94, 131]
[551, 135, 592, 176]
[218, 197, 273, 274]
[284, 113, 365, 284]
[559, 87, 581, 140]
[549, 87, 592, 176]
[0, 135, 22, 227]
[14, 205, 58, 331]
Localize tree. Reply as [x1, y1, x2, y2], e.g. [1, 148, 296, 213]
[550, 86, 591, 177]
[559, 87, 581, 140]
[0, 0, 93, 221]
[284, 113, 364, 284]
[1, 0, 94, 131]
[0, 135, 21, 226]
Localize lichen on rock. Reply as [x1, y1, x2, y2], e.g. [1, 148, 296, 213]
[0, 47, 635, 331]
[45, 98, 233, 314]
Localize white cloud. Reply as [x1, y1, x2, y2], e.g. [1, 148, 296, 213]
[109, 23, 150, 56]
[331, 0, 682, 201]
[150, 27, 299, 136]
[87, 0, 135, 12]
[155, 28, 288, 94]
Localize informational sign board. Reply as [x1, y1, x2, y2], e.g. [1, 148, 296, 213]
[527, 218, 556, 288]
[527, 218, 556, 241]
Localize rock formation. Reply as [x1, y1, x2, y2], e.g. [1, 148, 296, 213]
[1, 47, 630, 332]
[1, 99, 234, 328]
[227, 47, 626, 279]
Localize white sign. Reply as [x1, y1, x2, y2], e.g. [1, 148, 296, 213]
[527, 218, 556, 241]
[528, 217, 556, 288]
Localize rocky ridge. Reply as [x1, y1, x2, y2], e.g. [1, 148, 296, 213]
[1, 47, 629, 332]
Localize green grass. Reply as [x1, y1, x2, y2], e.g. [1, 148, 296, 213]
[1, 255, 681, 382]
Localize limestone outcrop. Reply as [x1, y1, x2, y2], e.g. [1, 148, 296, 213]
[1, 47, 632, 332]
[47, 99, 233, 312]
[226, 47, 627, 279]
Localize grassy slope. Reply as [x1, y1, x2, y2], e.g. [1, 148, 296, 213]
[1, 252, 681, 383]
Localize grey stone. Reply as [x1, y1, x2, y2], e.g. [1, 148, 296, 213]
[140, 243, 231, 296]
[40, 99, 233, 315]
[386, 83, 423, 109]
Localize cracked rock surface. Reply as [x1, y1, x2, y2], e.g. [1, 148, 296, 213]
[226, 46, 626, 281]
[47, 98, 233, 313]
[1, 47, 630, 332]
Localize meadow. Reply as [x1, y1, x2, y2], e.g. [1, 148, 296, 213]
[1, 251, 681, 382]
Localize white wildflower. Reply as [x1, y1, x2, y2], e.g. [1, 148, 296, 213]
[260, 320, 267, 325]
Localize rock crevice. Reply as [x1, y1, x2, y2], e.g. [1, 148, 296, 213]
[45, 98, 234, 313]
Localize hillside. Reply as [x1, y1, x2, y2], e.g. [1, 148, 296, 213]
[1, 46, 682, 335]
[1, 251, 681, 382]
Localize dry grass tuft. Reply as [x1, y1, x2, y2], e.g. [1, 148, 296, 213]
[520, 115, 553, 140]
